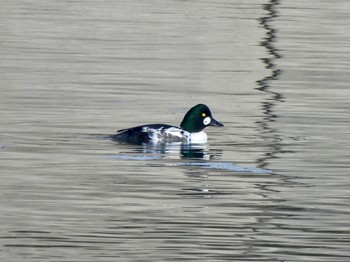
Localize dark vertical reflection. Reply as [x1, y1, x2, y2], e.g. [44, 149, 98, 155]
[256, 0, 283, 169]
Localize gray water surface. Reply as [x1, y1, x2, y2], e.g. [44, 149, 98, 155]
[1, 0, 349, 261]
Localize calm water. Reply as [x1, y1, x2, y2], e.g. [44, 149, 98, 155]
[1, 0, 349, 261]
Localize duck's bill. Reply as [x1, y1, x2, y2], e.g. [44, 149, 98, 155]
[209, 118, 224, 127]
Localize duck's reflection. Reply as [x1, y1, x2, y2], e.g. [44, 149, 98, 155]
[111, 141, 222, 160]
[140, 143, 222, 160]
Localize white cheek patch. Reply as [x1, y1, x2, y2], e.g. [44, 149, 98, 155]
[203, 116, 211, 126]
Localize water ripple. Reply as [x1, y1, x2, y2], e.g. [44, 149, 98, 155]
[176, 161, 273, 174]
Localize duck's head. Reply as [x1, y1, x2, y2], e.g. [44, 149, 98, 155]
[180, 104, 224, 133]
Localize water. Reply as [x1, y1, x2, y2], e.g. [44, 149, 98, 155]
[1, 0, 349, 261]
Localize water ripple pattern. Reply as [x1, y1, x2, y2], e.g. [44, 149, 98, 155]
[1, 1, 350, 262]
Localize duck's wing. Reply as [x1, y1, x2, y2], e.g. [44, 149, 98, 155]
[111, 124, 176, 144]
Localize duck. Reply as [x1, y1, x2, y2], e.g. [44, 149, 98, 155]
[110, 104, 224, 144]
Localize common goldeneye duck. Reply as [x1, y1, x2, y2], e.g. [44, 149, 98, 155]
[111, 104, 224, 144]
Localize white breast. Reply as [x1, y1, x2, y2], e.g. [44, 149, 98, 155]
[189, 131, 207, 144]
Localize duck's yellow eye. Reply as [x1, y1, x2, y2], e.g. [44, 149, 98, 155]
[202, 113, 206, 117]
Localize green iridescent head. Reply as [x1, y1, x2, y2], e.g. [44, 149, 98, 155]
[180, 104, 224, 133]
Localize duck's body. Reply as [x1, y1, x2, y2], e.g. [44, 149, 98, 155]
[112, 124, 208, 144]
[111, 104, 223, 144]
